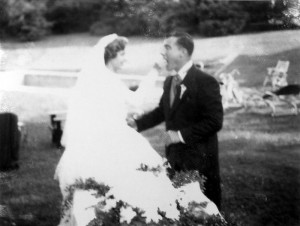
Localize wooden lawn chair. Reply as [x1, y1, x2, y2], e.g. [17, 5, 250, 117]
[262, 60, 300, 116]
[264, 60, 289, 89]
[219, 69, 244, 109]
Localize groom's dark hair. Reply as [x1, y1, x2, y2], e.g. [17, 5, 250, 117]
[167, 31, 194, 56]
[104, 37, 127, 64]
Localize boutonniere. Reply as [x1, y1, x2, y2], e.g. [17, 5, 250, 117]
[179, 84, 187, 99]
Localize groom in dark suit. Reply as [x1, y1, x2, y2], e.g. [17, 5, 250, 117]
[128, 32, 223, 209]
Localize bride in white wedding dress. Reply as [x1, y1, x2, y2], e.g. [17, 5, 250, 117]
[54, 34, 221, 226]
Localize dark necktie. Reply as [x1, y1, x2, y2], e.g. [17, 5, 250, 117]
[170, 75, 181, 107]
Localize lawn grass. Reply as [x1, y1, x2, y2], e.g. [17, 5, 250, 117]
[223, 48, 300, 88]
[1, 30, 300, 226]
[2, 29, 300, 75]
[1, 110, 299, 226]
[146, 113, 300, 226]
[0, 121, 62, 226]
[219, 113, 300, 226]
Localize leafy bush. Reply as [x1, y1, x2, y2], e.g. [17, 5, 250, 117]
[89, 0, 161, 36]
[0, 0, 9, 37]
[90, 21, 116, 36]
[90, 0, 249, 37]
[198, 17, 248, 37]
[63, 174, 227, 226]
[0, 0, 289, 40]
[46, 1, 100, 34]
[90, 16, 144, 36]
[4, 0, 51, 41]
[179, 0, 249, 36]
[240, 1, 271, 24]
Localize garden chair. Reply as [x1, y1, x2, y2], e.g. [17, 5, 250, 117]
[219, 69, 244, 110]
[263, 60, 289, 90]
[263, 84, 300, 116]
[262, 60, 300, 116]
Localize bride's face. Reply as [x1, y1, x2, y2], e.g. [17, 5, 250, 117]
[108, 50, 126, 72]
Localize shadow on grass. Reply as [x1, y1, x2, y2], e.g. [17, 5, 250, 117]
[220, 113, 300, 226]
[223, 48, 300, 88]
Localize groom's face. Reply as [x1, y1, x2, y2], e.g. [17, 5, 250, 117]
[162, 37, 183, 72]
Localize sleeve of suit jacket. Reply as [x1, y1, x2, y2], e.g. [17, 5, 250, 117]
[180, 75, 223, 146]
[135, 77, 170, 132]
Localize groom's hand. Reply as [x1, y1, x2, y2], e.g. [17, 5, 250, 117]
[163, 130, 181, 146]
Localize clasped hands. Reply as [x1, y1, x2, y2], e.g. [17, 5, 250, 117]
[126, 112, 138, 131]
[126, 113, 181, 146]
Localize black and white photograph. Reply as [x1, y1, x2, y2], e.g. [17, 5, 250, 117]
[0, 0, 299, 225]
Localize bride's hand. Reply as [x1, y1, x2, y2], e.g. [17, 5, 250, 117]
[153, 62, 162, 71]
[126, 114, 138, 130]
[152, 60, 168, 77]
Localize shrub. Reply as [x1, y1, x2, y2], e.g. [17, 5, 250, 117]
[4, 0, 51, 41]
[89, 0, 144, 36]
[240, 1, 271, 24]
[0, 0, 9, 37]
[131, 0, 249, 37]
[46, 1, 100, 34]
[90, 16, 144, 36]
[158, 0, 194, 35]
[2, 0, 288, 40]
[63, 171, 227, 226]
[196, 0, 249, 36]
[90, 21, 116, 36]
[198, 18, 248, 37]
[89, 0, 176, 37]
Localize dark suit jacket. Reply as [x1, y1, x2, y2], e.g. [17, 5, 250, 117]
[136, 65, 223, 175]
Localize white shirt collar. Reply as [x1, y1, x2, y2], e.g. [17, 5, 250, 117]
[177, 60, 193, 81]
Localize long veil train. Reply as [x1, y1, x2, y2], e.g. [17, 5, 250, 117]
[54, 34, 220, 226]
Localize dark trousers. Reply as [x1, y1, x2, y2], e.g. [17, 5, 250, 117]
[201, 170, 221, 210]
[166, 144, 222, 210]
[0, 113, 20, 171]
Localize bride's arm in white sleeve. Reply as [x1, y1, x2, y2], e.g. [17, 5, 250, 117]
[122, 63, 164, 115]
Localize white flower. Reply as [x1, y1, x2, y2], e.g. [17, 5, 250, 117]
[119, 206, 136, 224]
[205, 202, 220, 216]
[72, 190, 101, 226]
[102, 198, 117, 212]
[180, 84, 187, 99]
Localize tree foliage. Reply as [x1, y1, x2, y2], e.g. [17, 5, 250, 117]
[88, 0, 249, 37]
[1, 0, 51, 41]
[0, 0, 293, 40]
[46, 0, 101, 33]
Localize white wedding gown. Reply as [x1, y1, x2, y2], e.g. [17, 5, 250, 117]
[54, 34, 219, 226]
